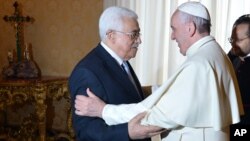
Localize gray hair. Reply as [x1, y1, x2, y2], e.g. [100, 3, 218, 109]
[99, 6, 138, 40]
[178, 11, 211, 34]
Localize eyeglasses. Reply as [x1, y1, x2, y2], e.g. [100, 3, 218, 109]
[113, 30, 141, 40]
[228, 36, 249, 43]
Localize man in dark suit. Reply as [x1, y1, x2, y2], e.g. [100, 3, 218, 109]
[69, 6, 160, 141]
[228, 14, 250, 124]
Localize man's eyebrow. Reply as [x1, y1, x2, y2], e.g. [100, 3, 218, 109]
[131, 29, 140, 32]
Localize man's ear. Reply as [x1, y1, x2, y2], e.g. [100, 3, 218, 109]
[188, 22, 196, 37]
[106, 31, 112, 39]
[107, 31, 116, 42]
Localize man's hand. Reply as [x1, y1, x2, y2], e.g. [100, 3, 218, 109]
[75, 88, 106, 117]
[128, 112, 165, 139]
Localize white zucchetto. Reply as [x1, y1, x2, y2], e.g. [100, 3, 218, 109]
[178, 1, 210, 21]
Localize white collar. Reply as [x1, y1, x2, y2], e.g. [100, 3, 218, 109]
[240, 54, 250, 61]
[101, 41, 123, 65]
[186, 36, 214, 57]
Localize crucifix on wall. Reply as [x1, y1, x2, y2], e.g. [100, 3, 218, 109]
[3, 1, 34, 62]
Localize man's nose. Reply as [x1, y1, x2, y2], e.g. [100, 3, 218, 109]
[135, 36, 142, 44]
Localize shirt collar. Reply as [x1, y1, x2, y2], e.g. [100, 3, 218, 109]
[240, 54, 250, 61]
[101, 42, 123, 65]
[186, 36, 215, 57]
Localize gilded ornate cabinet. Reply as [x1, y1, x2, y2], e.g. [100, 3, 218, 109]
[0, 76, 73, 141]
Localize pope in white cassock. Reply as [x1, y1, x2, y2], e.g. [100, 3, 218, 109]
[74, 2, 244, 141]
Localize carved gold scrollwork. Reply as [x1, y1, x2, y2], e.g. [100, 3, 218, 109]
[67, 108, 75, 140]
[18, 113, 37, 140]
[0, 77, 70, 141]
[33, 83, 46, 102]
[0, 86, 31, 108]
[47, 81, 68, 100]
[33, 82, 47, 141]
[0, 85, 36, 140]
[12, 92, 28, 104]
[0, 89, 11, 110]
[64, 86, 75, 140]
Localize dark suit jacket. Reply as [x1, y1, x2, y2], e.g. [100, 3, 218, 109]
[228, 51, 250, 124]
[69, 43, 150, 141]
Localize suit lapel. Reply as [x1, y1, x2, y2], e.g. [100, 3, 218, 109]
[95, 44, 142, 100]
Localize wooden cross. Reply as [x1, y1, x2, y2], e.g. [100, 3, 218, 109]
[3, 1, 34, 62]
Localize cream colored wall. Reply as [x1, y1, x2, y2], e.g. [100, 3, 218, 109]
[0, 0, 103, 77]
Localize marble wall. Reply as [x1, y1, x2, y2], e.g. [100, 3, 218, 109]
[0, 0, 103, 77]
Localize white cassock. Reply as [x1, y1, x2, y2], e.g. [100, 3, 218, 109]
[102, 36, 244, 141]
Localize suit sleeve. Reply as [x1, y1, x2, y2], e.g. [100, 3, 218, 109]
[69, 68, 130, 141]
